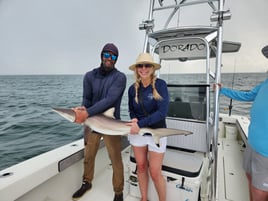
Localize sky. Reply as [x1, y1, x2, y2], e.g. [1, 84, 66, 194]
[0, 0, 267, 75]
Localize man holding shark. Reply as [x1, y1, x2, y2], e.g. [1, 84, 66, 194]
[71, 43, 126, 201]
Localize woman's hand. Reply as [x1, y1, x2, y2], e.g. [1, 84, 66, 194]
[72, 106, 89, 124]
[126, 118, 140, 134]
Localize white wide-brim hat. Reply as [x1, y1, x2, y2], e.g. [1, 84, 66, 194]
[129, 53, 161, 71]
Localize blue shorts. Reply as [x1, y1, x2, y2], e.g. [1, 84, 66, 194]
[243, 145, 268, 191]
[128, 134, 167, 153]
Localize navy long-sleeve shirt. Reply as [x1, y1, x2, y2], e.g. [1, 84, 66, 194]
[82, 67, 126, 119]
[128, 78, 169, 128]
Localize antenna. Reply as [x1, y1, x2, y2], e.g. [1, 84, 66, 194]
[228, 59, 236, 116]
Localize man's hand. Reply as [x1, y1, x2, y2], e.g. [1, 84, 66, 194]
[72, 106, 89, 124]
[213, 83, 222, 92]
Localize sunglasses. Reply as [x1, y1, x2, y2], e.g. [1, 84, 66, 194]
[103, 52, 117, 61]
[136, 64, 153, 68]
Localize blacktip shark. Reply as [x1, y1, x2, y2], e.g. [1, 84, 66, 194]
[52, 107, 192, 146]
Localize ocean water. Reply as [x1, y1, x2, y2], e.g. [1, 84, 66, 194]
[0, 73, 267, 171]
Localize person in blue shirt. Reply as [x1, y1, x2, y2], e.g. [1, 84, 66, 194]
[127, 53, 169, 201]
[216, 45, 268, 201]
[72, 43, 126, 201]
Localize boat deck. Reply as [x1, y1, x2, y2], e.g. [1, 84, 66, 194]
[77, 138, 249, 201]
[216, 138, 249, 201]
[0, 126, 250, 201]
[0, 116, 250, 201]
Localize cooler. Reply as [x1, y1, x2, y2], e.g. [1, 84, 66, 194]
[128, 146, 208, 201]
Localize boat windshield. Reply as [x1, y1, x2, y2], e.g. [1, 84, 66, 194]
[167, 84, 208, 121]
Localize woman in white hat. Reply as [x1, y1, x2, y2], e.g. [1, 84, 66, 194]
[127, 53, 169, 201]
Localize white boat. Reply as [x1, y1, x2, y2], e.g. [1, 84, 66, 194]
[0, 0, 250, 201]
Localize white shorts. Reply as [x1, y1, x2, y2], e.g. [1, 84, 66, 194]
[128, 134, 167, 153]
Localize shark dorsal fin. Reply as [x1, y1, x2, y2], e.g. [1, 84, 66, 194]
[103, 108, 115, 119]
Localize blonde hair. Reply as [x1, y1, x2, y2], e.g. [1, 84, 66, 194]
[133, 69, 162, 103]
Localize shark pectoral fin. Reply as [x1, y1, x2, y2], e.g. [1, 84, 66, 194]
[152, 135, 160, 147]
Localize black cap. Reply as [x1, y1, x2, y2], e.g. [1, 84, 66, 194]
[101, 43, 119, 56]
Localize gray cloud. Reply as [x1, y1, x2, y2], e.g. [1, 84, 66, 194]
[0, 0, 267, 75]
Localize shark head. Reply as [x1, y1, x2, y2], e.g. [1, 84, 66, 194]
[52, 108, 76, 122]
